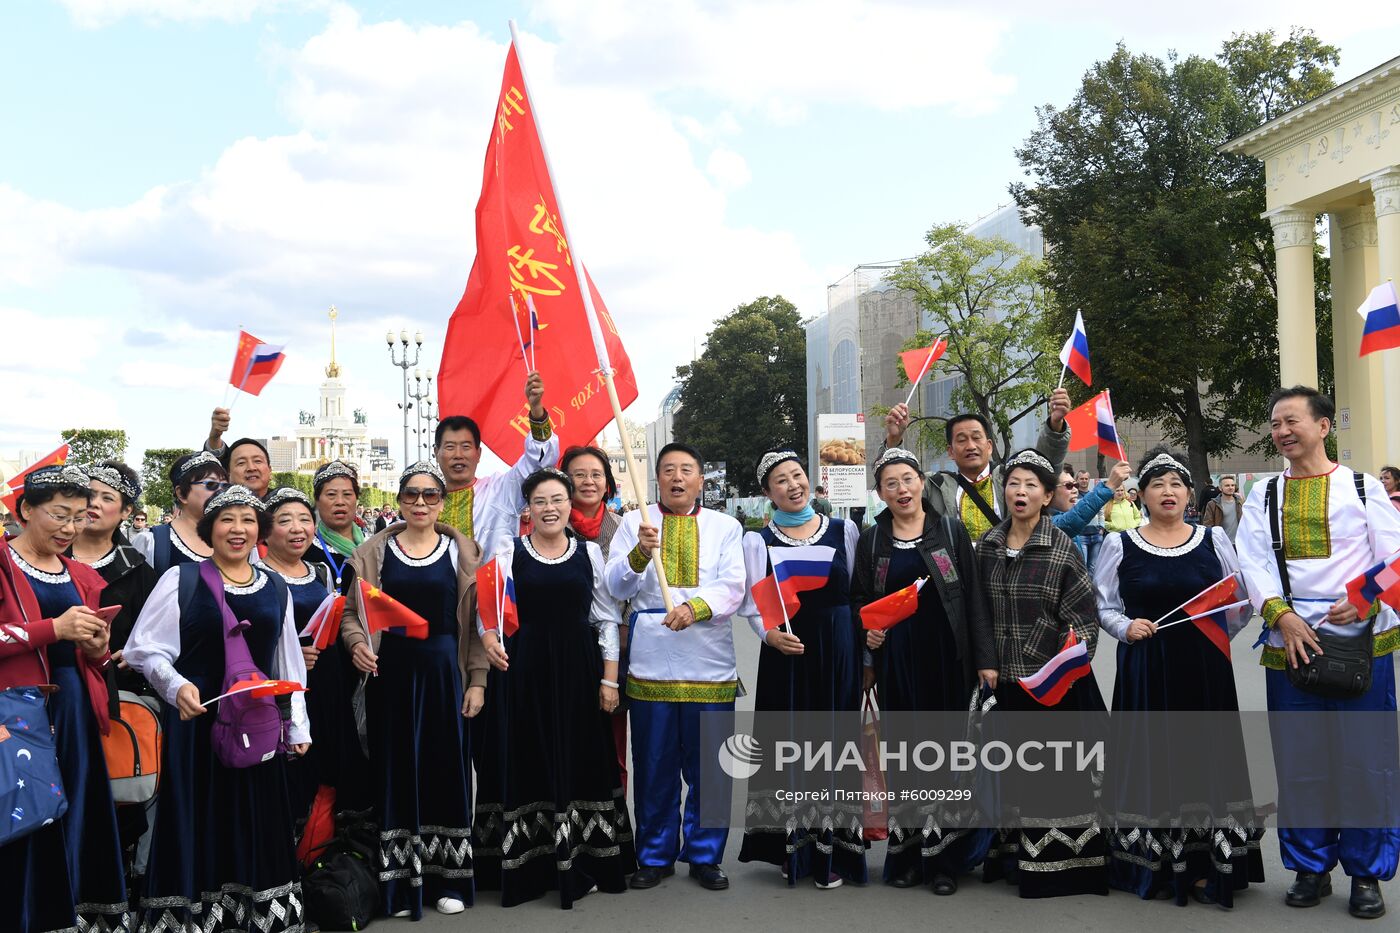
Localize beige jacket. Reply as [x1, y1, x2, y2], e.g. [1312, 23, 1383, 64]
[339, 522, 489, 689]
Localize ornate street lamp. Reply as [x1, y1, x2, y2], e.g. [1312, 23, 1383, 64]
[387, 329, 423, 469]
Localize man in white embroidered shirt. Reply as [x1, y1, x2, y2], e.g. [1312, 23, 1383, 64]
[1237, 386, 1400, 920]
[605, 442, 745, 893]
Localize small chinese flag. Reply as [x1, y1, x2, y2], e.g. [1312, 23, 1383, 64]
[299, 593, 346, 651]
[899, 339, 947, 387]
[203, 677, 305, 705]
[357, 579, 429, 639]
[860, 578, 927, 631]
[1, 444, 70, 513]
[751, 574, 800, 632]
[1064, 392, 1107, 453]
[476, 555, 519, 637]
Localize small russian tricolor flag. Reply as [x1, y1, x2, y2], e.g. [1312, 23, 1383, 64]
[1095, 390, 1124, 461]
[771, 545, 836, 603]
[1058, 310, 1092, 386]
[476, 553, 519, 637]
[1358, 281, 1400, 357]
[1345, 551, 1400, 617]
[1019, 628, 1092, 707]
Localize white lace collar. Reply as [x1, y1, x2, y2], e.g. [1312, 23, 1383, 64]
[523, 535, 577, 565]
[12, 550, 70, 585]
[767, 515, 830, 547]
[1127, 524, 1205, 558]
[388, 533, 450, 567]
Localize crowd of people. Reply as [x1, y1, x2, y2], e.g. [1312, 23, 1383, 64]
[2, 376, 1398, 930]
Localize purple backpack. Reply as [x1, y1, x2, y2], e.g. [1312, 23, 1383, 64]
[199, 561, 286, 768]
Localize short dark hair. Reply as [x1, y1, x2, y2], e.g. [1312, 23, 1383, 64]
[522, 468, 574, 502]
[1266, 385, 1335, 424]
[196, 502, 270, 546]
[945, 413, 992, 446]
[1137, 444, 1193, 489]
[435, 416, 481, 448]
[560, 446, 618, 499]
[1380, 466, 1399, 484]
[169, 454, 227, 506]
[656, 442, 703, 474]
[815, 485, 826, 494]
[133, 510, 147, 520]
[221, 438, 270, 470]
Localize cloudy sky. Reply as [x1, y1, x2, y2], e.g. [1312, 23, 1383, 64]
[2, 0, 1395, 472]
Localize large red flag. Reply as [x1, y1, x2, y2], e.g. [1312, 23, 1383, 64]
[438, 41, 639, 463]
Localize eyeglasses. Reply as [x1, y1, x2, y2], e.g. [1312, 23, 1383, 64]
[39, 508, 90, 529]
[197, 481, 230, 494]
[398, 487, 443, 505]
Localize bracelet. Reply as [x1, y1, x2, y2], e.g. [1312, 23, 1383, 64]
[600, 678, 619, 689]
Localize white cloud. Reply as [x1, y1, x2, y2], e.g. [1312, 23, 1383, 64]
[3, 8, 824, 459]
[531, 0, 1018, 119]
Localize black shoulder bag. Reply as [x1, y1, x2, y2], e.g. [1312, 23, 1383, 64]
[1268, 474, 1374, 699]
[950, 473, 1001, 529]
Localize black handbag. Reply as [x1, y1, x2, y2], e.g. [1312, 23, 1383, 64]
[1267, 475, 1375, 699]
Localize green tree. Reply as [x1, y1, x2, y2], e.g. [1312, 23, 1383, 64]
[887, 224, 1059, 461]
[270, 472, 315, 497]
[61, 428, 128, 465]
[141, 447, 194, 513]
[1013, 33, 1337, 482]
[673, 296, 807, 495]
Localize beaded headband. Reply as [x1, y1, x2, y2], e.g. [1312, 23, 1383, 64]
[25, 464, 90, 493]
[174, 451, 222, 483]
[400, 460, 446, 487]
[1003, 450, 1054, 475]
[313, 460, 359, 488]
[205, 484, 265, 513]
[86, 464, 140, 501]
[1138, 452, 1193, 487]
[873, 447, 921, 480]
[264, 486, 314, 513]
[756, 450, 802, 486]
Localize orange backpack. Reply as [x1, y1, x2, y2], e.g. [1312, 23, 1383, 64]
[101, 691, 162, 805]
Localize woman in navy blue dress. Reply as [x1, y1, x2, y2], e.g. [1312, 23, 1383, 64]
[737, 449, 866, 889]
[5, 464, 127, 932]
[125, 485, 310, 933]
[1094, 448, 1264, 907]
[258, 487, 338, 820]
[854, 449, 991, 895]
[474, 468, 635, 908]
[340, 461, 487, 920]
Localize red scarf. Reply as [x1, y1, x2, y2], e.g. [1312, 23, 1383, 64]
[569, 505, 607, 541]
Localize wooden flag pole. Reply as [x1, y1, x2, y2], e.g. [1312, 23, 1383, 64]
[508, 19, 674, 611]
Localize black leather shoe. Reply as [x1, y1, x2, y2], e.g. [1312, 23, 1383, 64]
[1350, 877, 1386, 919]
[629, 864, 675, 889]
[689, 863, 730, 890]
[1285, 871, 1332, 907]
[932, 873, 958, 896]
[888, 865, 922, 888]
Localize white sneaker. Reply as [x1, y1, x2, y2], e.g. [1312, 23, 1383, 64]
[436, 897, 466, 914]
[391, 909, 412, 918]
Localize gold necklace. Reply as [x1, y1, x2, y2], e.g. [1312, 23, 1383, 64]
[218, 563, 255, 587]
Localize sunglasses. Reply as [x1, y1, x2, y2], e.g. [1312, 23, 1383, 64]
[1060, 481, 1078, 490]
[197, 481, 230, 494]
[398, 487, 443, 505]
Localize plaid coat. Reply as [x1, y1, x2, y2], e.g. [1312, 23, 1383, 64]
[976, 514, 1099, 681]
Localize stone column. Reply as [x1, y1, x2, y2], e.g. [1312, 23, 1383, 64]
[1329, 205, 1380, 468]
[1362, 167, 1400, 466]
[1266, 206, 1319, 387]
